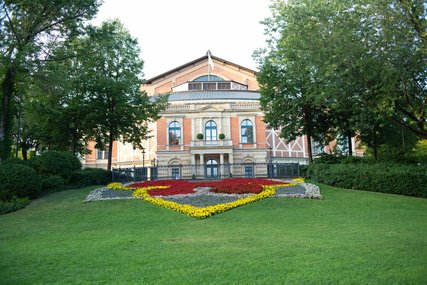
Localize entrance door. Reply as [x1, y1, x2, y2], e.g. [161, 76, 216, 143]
[205, 159, 218, 178]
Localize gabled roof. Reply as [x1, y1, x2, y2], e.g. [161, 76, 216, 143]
[144, 55, 258, 84]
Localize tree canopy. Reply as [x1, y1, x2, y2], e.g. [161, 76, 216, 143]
[81, 20, 167, 170]
[0, 0, 101, 161]
[256, 0, 426, 161]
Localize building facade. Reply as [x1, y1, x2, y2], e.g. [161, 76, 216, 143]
[83, 53, 362, 177]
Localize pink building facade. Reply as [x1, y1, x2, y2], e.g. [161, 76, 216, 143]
[83, 54, 362, 175]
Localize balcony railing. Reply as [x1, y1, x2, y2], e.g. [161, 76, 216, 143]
[190, 139, 233, 148]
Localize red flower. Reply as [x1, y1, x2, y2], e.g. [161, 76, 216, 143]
[128, 178, 287, 196]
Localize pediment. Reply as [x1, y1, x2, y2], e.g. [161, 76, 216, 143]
[198, 105, 224, 112]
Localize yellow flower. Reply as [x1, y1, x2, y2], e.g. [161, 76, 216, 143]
[142, 185, 277, 219]
[291, 177, 305, 183]
[107, 182, 134, 191]
[132, 186, 169, 198]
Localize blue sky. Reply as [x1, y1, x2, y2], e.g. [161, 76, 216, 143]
[92, 0, 272, 79]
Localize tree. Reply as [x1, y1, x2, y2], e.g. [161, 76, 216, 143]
[257, 0, 426, 162]
[255, 0, 336, 163]
[0, 0, 100, 161]
[82, 20, 167, 170]
[22, 39, 93, 155]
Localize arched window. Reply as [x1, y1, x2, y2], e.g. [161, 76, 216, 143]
[241, 119, 254, 144]
[168, 121, 181, 145]
[206, 159, 218, 178]
[205, 120, 217, 141]
[193, 75, 224, 82]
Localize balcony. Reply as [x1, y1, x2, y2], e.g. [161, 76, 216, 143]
[190, 139, 233, 148]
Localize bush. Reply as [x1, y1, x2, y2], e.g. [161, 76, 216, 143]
[42, 175, 65, 191]
[307, 162, 427, 198]
[2, 158, 30, 166]
[0, 164, 42, 201]
[70, 168, 111, 187]
[219, 133, 225, 140]
[30, 151, 76, 181]
[61, 152, 82, 171]
[313, 153, 344, 164]
[196, 133, 204, 140]
[0, 197, 30, 215]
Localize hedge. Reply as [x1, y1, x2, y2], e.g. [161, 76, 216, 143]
[306, 162, 427, 198]
[70, 169, 111, 187]
[0, 197, 30, 215]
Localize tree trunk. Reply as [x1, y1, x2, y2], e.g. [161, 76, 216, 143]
[22, 148, 28, 160]
[306, 133, 313, 164]
[303, 104, 314, 164]
[0, 66, 17, 162]
[347, 130, 353, 156]
[107, 131, 114, 171]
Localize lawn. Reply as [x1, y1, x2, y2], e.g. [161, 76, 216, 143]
[0, 182, 426, 284]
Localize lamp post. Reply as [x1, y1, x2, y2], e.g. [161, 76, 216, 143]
[142, 149, 146, 168]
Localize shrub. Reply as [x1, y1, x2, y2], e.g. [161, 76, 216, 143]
[0, 164, 42, 201]
[62, 152, 82, 171]
[2, 158, 30, 166]
[196, 133, 204, 140]
[70, 168, 111, 187]
[0, 197, 30, 215]
[313, 153, 344, 164]
[307, 162, 427, 198]
[30, 151, 75, 181]
[299, 165, 309, 177]
[42, 175, 65, 191]
[219, 133, 225, 140]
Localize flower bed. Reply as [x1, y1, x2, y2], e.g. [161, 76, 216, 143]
[144, 186, 277, 219]
[105, 178, 306, 219]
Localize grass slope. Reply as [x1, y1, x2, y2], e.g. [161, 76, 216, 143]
[0, 183, 426, 284]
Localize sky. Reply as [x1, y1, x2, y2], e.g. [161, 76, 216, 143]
[92, 0, 272, 79]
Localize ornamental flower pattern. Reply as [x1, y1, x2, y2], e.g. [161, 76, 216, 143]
[106, 178, 302, 219]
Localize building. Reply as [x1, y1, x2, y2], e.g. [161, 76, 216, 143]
[83, 53, 362, 178]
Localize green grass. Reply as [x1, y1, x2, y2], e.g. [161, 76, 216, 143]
[1, 183, 426, 284]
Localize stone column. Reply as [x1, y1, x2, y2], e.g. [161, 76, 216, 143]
[220, 153, 224, 178]
[191, 154, 196, 178]
[200, 154, 204, 178]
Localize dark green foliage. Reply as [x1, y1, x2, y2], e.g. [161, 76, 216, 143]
[70, 169, 111, 187]
[196, 133, 204, 140]
[2, 158, 30, 166]
[299, 165, 309, 177]
[313, 153, 344, 164]
[0, 197, 30, 215]
[0, 0, 101, 161]
[307, 163, 427, 198]
[219, 133, 225, 140]
[30, 151, 74, 181]
[41, 175, 65, 191]
[61, 152, 82, 171]
[0, 164, 41, 201]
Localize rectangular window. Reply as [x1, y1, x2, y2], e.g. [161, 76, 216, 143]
[97, 147, 109, 160]
[217, 82, 231, 90]
[244, 166, 254, 178]
[242, 128, 254, 144]
[171, 168, 180, 179]
[189, 83, 202, 90]
[203, 83, 216, 90]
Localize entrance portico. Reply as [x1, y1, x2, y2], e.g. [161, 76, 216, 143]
[191, 149, 233, 178]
